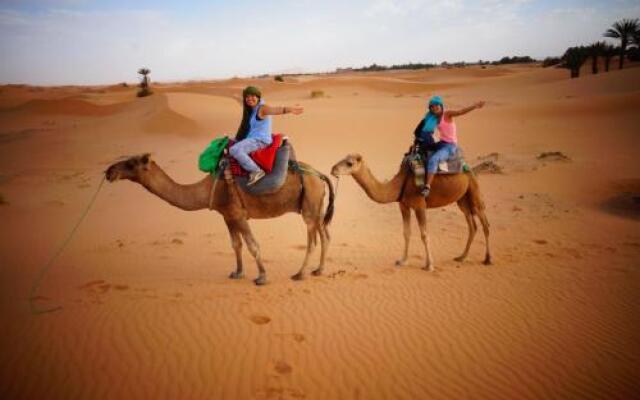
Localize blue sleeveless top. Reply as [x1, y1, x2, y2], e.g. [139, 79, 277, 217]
[246, 100, 272, 144]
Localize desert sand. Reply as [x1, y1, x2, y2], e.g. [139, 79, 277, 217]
[1, 63, 639, 399]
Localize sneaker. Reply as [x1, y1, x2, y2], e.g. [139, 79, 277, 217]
[421, 185, 431, 198]
[247, 169, 266, 186]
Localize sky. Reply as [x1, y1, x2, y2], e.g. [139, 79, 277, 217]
[0, 0, 638, 85]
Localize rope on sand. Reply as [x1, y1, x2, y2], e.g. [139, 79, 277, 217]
[29, 175, 106, 315]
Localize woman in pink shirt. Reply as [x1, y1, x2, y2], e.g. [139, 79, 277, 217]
[420, 96, 485, 197]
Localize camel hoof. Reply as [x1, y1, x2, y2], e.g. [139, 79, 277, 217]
[311, 268, 323, 276]
[483, 258, 493, 266]
[454, 256, 466, 262]
[395, 260, 407, 267]
[291, 272, 305, 281]
[422, 266, 434, 272]
[229, 271, 244, 279]
[254, 276, 267, 286]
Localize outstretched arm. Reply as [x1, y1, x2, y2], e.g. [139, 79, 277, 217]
[259, 104, 304, 118]
[446, 101, 485, 118]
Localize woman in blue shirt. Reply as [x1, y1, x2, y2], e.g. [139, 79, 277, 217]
[230, 86, 303, 185]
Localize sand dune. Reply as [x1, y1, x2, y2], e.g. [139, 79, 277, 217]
[1, 64, 639, 399]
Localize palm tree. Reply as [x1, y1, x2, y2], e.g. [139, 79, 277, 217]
[137, 68, 151, 88]
[137, 68, 152, 97]
[562, 46, 588, 78]
[589, 42, 605, 74]
[603, 18, 639, 70]
[602, 43, 618, 72]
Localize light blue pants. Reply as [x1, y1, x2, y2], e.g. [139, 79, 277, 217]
[427, 142, 457, 173]
[229, 138, 269, 172]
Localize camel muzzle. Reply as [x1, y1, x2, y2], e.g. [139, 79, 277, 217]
[105, 167, 119, 182]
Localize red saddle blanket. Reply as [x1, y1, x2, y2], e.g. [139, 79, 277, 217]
[228, 134, 283, 176]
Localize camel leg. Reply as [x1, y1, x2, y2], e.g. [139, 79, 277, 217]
[225, 218, 244, 279]
[414, 208, 434, 271]
[395, 203, 411, 267]
[477, 210, 492, 265]
[312, 223, 330, 276]
[236, 219, 268, 285]
[454, 201, 477, 263]
[292, 218, 318, 281]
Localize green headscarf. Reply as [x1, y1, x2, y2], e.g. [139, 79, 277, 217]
[236, 86, 263, 140]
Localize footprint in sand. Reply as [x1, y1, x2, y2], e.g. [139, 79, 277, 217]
[533, 239, 548, 245]
[276, 333, 306, 343]
[77, 280, 106, 289]
[274, 360, 293, 375]
[250, 315, 271, 325]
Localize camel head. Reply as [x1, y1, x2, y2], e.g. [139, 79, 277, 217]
[331, 154, 363, 177]
[105, 153, 152, 183]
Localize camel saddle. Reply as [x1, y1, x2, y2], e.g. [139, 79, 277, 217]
[403, 144, 469, 189]
[220, 140, 292, 196]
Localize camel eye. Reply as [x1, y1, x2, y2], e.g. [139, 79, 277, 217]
[346, 161, 354, 167]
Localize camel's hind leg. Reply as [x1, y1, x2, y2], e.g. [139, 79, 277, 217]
[225, 218, 244, 279]
[312, 223, 329, 276]
[395, 203, 411, 267]
[477, 210, 492, 265]
[291, 217, 318, 281]
[236, 219, 268, 285]
[414, 208, 434, 271]
[454, 200, 478, 263]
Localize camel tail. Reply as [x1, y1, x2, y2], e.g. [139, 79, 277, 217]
[320, 173, 336, 227]
[466, 171, 486, 214]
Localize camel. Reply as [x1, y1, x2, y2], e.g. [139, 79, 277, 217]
[331, 154, 491, 270]
[105, 153, 334, 285]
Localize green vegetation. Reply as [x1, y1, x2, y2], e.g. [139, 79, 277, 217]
[493, 56, 535, 65]
[589, 42, 605, 74]
[562, 46, 589, 78]
[137, 68, 153, 97]
[274, 75, 284, 82]
[604, 18, 639, 70]
[310, 90, 325, 98]
[542, 57, 562, 68]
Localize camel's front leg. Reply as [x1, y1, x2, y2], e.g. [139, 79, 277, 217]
[236, 219, 268, 285]
[292, 218, 317, 281]
[225, 218, 244, 279]
[415, 208, 434, 271]
[395, 203, 411, 267]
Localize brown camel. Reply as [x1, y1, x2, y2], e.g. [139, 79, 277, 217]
[331, 154, 491, 270]
[105, 153, 334, 285]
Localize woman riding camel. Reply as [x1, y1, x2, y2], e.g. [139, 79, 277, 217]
[230, 86, 304, 185]
[414, 95, 485, 197]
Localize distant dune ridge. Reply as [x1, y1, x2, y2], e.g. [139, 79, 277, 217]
[0, 64, 639, 399]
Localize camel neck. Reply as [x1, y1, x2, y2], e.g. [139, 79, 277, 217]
[139, 162, 213, 211]
[352, 162, 407, 204]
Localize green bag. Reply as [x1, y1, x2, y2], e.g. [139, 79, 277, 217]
[198, 136, 229, 173]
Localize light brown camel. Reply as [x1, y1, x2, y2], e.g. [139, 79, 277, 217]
[331, 154, 491, 270]
[105, 153, 334, 285]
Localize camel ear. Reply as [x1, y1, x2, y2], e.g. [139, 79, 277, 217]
[140, 153, 151, 165]
[355, 154, 362, 162]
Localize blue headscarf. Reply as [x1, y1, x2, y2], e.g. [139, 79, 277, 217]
[423, 95, 444, 135]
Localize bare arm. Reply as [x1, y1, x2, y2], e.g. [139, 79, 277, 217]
[259, 103, 304, 118]
[446, 101, 485, 118]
